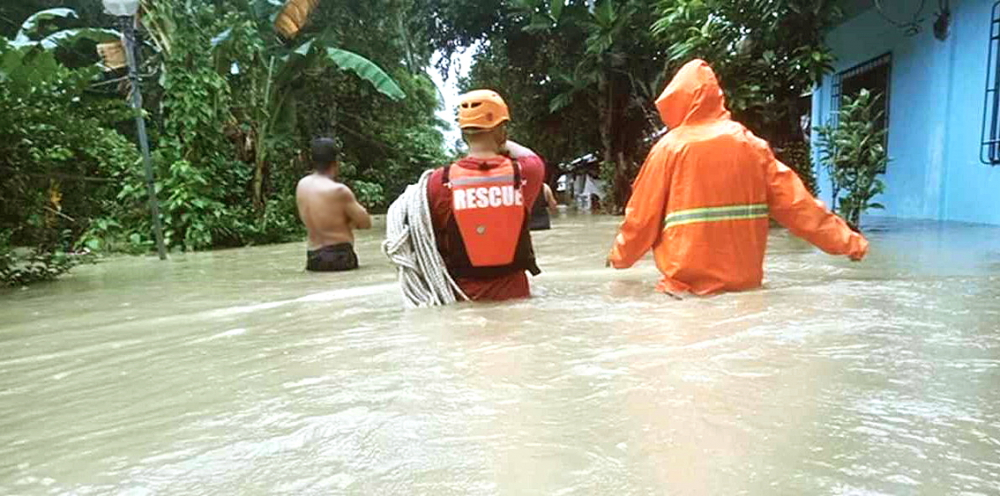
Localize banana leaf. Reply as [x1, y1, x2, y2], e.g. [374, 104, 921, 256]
[323, 47, 405, 101]
[39, 28, 120, 50]
[14, 8, 78, 45]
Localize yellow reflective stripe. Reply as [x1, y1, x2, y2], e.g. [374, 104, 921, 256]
[664, 203, 769, 229]
[665, 204, 768, 221]
[666, 212, 770, 228]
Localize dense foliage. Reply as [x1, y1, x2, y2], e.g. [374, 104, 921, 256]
[90, 0, 449, 252]
[775, 140, 819, 197]
[437, 0, 838, 210]
[1, 230, 91, 287]
[446, 0, 665, 211]
[1, 0, 848, 286]
[0, 30, 137, 285]
[1, 0, 447, 285]
[816, 89, 888, 228]
[653, 0, 838, 143]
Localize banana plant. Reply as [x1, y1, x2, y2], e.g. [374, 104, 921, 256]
[208, 0, 407, 210]
[9, 8, 120, 52]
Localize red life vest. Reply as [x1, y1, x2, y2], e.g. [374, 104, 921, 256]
[442, 158, 540, 279]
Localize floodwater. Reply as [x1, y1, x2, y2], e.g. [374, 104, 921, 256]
[1, 214, 999, 495]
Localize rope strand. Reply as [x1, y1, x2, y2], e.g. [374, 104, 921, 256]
[382, 170, 469, 308]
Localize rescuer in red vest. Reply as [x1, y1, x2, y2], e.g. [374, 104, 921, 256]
[426, 90, 546, 301]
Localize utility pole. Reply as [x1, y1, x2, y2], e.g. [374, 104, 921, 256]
[104, 0, 167, 260]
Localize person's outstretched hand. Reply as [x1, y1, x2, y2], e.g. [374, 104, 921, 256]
[849, 245, 868, 262]
[848, 236, 869, 262]
[606, 250, 621, 269]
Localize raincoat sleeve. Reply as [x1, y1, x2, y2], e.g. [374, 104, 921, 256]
[608, 142, 672, 268]
[765, 154, 869, 261]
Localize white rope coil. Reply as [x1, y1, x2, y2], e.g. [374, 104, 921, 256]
[382, 170, 469, 308]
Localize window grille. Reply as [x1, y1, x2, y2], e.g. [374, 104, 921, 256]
[831, 53, 892, 173]
[831, 53, 892, 128]
[981, 1, 1000, 165]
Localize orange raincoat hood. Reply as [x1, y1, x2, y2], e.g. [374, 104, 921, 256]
[655, 59, 731, 129]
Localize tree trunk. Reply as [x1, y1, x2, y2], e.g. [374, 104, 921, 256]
[592, 74, 612, 213]
[253, 56, 276, 214]
[252, 124, 266, 213]
[599, 75, 613, 170]
[252, 158, 265, 212]
[613, 151, 630, 214]
[603, 74, 635, 214]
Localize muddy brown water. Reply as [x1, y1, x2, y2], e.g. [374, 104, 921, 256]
[2, 215, 999, 495]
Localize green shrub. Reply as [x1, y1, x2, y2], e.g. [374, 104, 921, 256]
[0, 231, 91, 287]
[775, 141, 820, 197]
[816, 89, 889, 227]
[4, 0, 447, 278]
[0, 40, 138, 250]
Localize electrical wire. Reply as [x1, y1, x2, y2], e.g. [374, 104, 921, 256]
[874, 0, 927, 36]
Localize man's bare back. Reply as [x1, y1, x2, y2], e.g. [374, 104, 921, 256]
[296, 174, 372, 250]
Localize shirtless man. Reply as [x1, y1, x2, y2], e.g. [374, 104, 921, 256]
[296, 137, 372, 272]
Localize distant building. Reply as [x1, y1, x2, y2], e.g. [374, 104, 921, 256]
[812, 0, 1000, 225]
[555, 128, 667, 209]
[556, 153, 602, 210]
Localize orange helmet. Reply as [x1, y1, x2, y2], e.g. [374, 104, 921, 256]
[457, 89, 510, 130]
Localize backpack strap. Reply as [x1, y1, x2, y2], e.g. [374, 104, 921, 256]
[511, 158, 522, 190]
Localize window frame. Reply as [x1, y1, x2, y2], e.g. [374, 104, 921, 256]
[981, 1, 1000, 165]
[830, 53, 893, 128]
[830, 53, 893, 173]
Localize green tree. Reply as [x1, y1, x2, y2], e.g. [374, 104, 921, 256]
[541, 0, 665, 209]
[281, 0, 449, 208]
[151, 0, 406, 213]
[0, 16, 135, 284]
[444, 0, 665, 211]
[2, 0, 450, 280]
[653, 0, 839, 144]
[433, 0, 840, 210]
[99, 0, 440, 251]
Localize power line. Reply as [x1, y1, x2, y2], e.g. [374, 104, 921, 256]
[874, 0, 927, 36]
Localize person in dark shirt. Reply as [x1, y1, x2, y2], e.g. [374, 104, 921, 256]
[529, 182, 559, 231]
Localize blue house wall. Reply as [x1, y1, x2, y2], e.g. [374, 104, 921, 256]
[811, 0, 1000, 225]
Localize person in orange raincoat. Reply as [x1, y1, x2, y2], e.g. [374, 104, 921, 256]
[608, 59, 869, 296]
